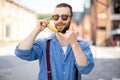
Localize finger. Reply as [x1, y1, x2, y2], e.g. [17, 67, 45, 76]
[65, 31, 72, 38]
[40, 21, 48, 27]
[58, 32, 64, 37]
[56, 32, 64, 39]
[46, 18, 51, 22]
[69, 23, 74, 32]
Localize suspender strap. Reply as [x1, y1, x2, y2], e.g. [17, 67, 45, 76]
[46, 40, 78, 80]
[46, 40, 52, 80]
[76, 68, 78, 80]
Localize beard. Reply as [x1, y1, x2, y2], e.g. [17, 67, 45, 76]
[55, 22, 71, 33]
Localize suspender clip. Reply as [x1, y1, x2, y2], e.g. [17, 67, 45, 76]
[47, 71, 51, 73]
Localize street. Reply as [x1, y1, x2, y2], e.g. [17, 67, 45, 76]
[0, 43, 120, 80]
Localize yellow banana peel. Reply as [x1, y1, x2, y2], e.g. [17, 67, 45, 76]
[46, 18, 58, 32]
[47, 24, 58, 33]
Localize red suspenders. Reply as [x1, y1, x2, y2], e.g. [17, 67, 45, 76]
[46, 40, 52, 80]
[46, 40, 78, 80]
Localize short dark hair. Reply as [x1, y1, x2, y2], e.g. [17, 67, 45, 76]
[56, 3, 73, 17]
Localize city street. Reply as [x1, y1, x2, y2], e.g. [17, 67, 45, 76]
[0, 43, 120, 80]
[1, 0, 120, 80]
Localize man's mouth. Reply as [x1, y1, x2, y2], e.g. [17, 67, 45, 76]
[57, 23, 65, 26]
[57, 24, 64, 26]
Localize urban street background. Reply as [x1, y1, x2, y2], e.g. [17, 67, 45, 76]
[0, 0, 120, 80]
[0, 43, 120, 80]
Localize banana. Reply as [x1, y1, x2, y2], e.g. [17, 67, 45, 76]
[45, 18, 58, 32]
[47, 24, 58, 33]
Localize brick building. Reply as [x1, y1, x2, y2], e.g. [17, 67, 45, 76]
[73, 0, 120, 46]
[0, 0, 120, 46]
[91, 0, 120, 46]
[0, 0, 37, 41]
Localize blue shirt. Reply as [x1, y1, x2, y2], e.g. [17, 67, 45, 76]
[15, 34, 94, 80]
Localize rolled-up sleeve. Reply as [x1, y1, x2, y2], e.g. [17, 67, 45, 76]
[15, 40, 43, 61]
[76, 41, 94, 74]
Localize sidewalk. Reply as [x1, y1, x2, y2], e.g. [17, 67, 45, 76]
[0, 43, 120, 80]
[0, 43, 17, 56]
[90, 46, 120, 59]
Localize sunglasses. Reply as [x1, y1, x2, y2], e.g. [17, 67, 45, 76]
[52, 14, 71, 21]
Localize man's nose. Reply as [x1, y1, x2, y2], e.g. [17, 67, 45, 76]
[57, 17, 63, 22]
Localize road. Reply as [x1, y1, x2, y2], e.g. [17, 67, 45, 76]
[0, 43, 120, 80]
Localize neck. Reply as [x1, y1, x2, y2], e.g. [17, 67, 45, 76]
[56, 33, 68, 47]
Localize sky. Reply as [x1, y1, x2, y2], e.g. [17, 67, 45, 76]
[13, 0, 91, 14]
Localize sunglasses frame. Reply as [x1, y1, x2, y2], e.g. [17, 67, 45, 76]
[52, 14, 71, 21]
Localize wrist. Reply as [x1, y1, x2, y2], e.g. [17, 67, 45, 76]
[35, 27, 42, 32]
[70, 41, 78, 46]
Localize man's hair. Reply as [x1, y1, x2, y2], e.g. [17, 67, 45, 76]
[56, 3, 73, 17]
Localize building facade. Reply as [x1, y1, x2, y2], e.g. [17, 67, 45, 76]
[91, 0, 120, 46]
[0, 0, 37, 41]
[73, 0, 120, 46]
[0, 0, 120, 46]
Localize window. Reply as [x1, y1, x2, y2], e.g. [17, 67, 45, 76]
[5, 26, 10, 37]
[112, 20, 120, 30]
[113, 0, 120, 14]
[97, 26, 106, 30]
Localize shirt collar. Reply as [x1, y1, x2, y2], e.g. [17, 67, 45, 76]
[46, 33, 57, 42]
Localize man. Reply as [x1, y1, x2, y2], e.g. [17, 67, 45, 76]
[15, 3, 94, 80]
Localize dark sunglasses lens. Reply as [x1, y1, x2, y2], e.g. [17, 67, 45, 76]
[53, 15, 59, 21]
[61, 15, 68, 20]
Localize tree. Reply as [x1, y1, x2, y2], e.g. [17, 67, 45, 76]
[37, 13, 53, 19]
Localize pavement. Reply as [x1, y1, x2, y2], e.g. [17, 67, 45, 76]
[0, 43, 120, 80]
[91, 46, 120, 59]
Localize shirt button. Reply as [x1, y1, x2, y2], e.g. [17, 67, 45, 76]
[63, 72, 65, 74]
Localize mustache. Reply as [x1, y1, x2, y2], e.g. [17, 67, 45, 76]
[56, 22, 65, 26]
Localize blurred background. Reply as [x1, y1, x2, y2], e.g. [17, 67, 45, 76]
[0, 0, 120, 80]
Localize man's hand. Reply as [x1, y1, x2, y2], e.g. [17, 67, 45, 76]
[59, 30, 77, 44]
[56, 24, 77, 46]
[36, 19, 49, 32]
